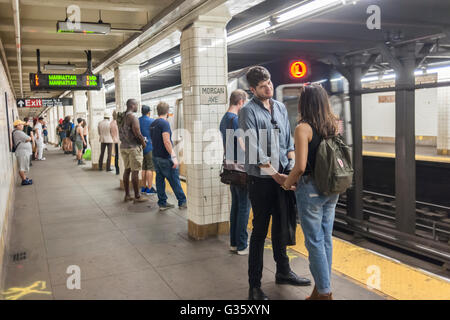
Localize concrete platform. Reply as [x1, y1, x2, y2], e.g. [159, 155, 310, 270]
[1, 148, 385, 300]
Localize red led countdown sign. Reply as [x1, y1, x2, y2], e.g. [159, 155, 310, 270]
[289, 61, 308, 79]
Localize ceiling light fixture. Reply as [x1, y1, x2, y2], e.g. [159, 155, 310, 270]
[57, 21, 111, 34]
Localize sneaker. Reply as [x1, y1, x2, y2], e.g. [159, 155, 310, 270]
[237, 246, 249, 255]
[229, 246, 237, 253]
[134, 196, 149, 203]
[141, 187, 147, 194]
[38, 157, 46, 161]
[179, 202, 187, 209]
[21, 179, 32, 186]
[147, 187, 157, 195]
[159, 203, 175, 211]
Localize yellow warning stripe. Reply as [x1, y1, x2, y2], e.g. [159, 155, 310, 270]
[363, 151, 450, 163]
[175, 180, 450, 300]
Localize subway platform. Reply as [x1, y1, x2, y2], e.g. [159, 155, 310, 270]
[1, 147, 388, 300]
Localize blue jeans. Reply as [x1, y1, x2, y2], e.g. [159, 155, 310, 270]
[230, 184, 251, 251]
[295, 176, 339, 294]
[153, 156, 186, 207]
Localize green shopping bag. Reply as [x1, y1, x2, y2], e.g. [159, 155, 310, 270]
[82, 148, 91, 160]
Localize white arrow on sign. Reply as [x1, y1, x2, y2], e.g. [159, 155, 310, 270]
[17, 100, 25, 107]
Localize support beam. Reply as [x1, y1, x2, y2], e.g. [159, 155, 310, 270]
[347, 56, 364, 223]
[380, 43, 417, 235]
[329, 54, 366, 224]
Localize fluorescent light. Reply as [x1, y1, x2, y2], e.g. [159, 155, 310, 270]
[361, 76, 379, 82]
[106, 84, 115, 92]
[427, 65, 450, 74]
[277, 0, 346, 24]
[382, 74, 396, 80]
[227, 21, 271, 44]
[140, 55, 182, 79]
[330, 77, 343, 82]
[57, 21, 111, 34]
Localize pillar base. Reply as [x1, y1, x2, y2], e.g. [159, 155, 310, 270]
[92, 163, 99, 170]
[188, 220, 229, 240]
[437, 149, 448, 155]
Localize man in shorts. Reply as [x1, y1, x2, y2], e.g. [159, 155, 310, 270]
[119, 99, 148, 203]
[139, 105, 157, 195]
[12, 120, 33, 185]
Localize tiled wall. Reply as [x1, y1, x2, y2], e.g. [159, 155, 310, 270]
[88, 89, 107, 167]
[0, 56, 19, 291]
[437, 69, 450, 154]
[180, 22, 231, 226]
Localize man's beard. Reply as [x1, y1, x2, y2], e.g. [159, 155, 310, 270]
[255, 91, 273, 100]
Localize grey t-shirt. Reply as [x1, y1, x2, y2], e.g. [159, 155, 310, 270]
[13, 129, 32, 155]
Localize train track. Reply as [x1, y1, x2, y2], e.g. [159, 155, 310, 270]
[334, 190, 450, 266]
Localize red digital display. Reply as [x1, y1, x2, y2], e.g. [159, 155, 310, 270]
[290, 61, 308, 79]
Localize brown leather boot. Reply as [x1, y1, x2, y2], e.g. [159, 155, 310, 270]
[305, 286, 319, 300]
[315, 292, 333, 300]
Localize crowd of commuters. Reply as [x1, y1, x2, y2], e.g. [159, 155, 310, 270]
[56, 115, 89, 165]
[12, 65, 341, 301]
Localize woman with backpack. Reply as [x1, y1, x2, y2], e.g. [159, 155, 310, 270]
[74, 118, 87, 165]
[281, 84, 340, 300]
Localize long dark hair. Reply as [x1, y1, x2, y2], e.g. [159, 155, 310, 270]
[297, 84, 338, 138]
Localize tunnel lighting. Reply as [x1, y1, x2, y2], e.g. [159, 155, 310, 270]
[277, 0, 350, 24]
[227, 21, 271, 44]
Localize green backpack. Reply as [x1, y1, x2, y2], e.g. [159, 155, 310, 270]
[313, 135, 354, 195]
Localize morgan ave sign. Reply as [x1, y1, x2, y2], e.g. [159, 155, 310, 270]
[200, 86, 227, 105]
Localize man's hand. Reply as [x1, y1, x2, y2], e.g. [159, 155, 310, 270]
[142, 142, 146, 150]
[171, 157, 178, 169]
[272, 173, 288, 185]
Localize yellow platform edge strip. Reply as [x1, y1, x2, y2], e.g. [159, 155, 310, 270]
[363, 151, 450, 163]
[174, 181, 450, 300]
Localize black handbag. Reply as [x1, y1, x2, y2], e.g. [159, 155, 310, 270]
[219, 114, 247, 186]
[220, 160, 247, 186]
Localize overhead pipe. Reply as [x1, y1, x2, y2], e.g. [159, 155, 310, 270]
[12, 0, 23, 98]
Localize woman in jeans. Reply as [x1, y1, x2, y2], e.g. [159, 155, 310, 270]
[282, 84, 339, 300]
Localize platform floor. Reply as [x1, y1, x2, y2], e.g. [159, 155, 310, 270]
[2, 148, 387, 300]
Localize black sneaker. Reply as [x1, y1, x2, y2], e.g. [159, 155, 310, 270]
[159, 203, 175, 211]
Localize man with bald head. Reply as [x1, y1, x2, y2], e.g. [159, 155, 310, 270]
[119, 98, 148, 203]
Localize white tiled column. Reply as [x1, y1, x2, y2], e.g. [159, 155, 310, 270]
[437, 69, 450, 155]
[114, 64, 142, 187]
[73, 91, 87, 120]
[64, 105, 73, 118]
[57, 105, 64, 122]
[87, 89, 106, 169]
[114, 64, 141, 112]
[180, 13, 231, 239]
[49, 107, 57, 144]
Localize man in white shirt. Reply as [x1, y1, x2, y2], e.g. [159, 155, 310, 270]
[34, 117, 45, 160]
[97, 113, 113, 171]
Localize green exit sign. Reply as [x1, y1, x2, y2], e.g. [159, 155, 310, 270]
[29, 73, 103, 91]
